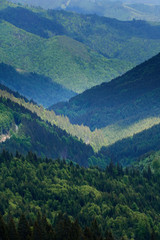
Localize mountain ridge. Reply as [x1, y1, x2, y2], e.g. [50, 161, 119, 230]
[8, 0, 160, 21]
[0, 14, 132, 93]
[0, 62, 76, 107]
[52, 52, 160, 129]
[1, 3, 160, 93]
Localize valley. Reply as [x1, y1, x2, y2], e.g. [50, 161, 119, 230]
[8, 0, 160, 21]
[0, 0, 160, 239]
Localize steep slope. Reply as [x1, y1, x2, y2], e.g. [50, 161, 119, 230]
[48, 10, 160, 65]
[0, 85, 107, 153]
[0, 18, 130, 93]
[52, 52, 160, 131]
[64, 1, 160, 22]
[8, 0, 160, 21]
[99, 122, 160, 167]
[0, 63, 76, 107]
[2, 5, 160, 66]
[0, 151, 160, 239]
[0, 95, 95, 167]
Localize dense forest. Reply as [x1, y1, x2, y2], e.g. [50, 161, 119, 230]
[1, 1, 160, 93]
[0, 3, 131, 93]
[99, 123, 160, 166]
[0, 96, 97, 167]
[0, 213, 116, 240]
[0, 150, 160, 239]
[2, 4, 160, 64]
[1, 2, 160, 240]
[0, 63, 76, 107]
[8, 0, 160, 22]
[0, 86, 107, 153]
[52, 52, 160, 130]
[1, 80, 160, 165]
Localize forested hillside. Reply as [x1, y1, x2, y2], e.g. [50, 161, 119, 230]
[0, 151, 160, 239]
[2, 5, 160, 65]
[99, 123, 160, 167]
[0, 96, 96, 167]
[1, 2, 160, 93]
[0, 86, 107, 153]
[1, 80, 160, 169]
[0, 4, 132, 93]
[52, 52, 160, 132]
[8, 0, 160, 22]
[1, 1, 160, 240]
[0, 19, 129, 93]
[0, 63, 76, 107]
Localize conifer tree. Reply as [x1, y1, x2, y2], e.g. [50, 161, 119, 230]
[18, 214, 31, 240]
[84, 226, 93, 240]
[105, 230, 114, 240]
[8, 217, 19, 240]
[91, 219, 102, 240]
[0, 214, 8, 240]
[70, 219, 82, 240]
[32, 222, 43, 240]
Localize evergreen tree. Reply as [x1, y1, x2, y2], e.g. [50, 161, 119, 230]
[84, 226, 93, 240]
[105, 231, 114, 240]
[70, 219, 82, 240]
[18, 214, 31, 240]
[32, 222, 43, 240]
[54, 214, 72, 240]
[8, 217, 19, 240]
[90, 219, 102, 240]
[0, 214, 8, 240]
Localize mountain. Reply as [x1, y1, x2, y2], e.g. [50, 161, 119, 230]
[0, 150, 160, 240]
[0, 63, 76, 107]
[2, 5, 160, 65]
[1, 4, 160, 93]
[52, 52, 160, 132]
[0, 78, 108, 153]
[0, 10, 131, 93]
[122, 0, 160, 4]
[99, 122, 160, 167]
[0, 87, 96, 167]
[8, 0, 160, 21]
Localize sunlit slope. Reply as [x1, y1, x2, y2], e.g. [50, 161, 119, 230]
[0, 20, 131, 93]
[0, 63, 76, 107]
[52, 52, 160, 130]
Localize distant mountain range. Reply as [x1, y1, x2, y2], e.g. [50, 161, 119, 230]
[1, 71, 160, 168]
[0, 3, 133, 94]
[99, 122, 160, 166]
[52, 51, 160, 153]
[1, 2, 160, 96]
[2, 1, 160, 237]
[52, 52, 160, 128]
[0, 84, 96, 167]
[0, 63, 76, 107]
[8, 0, 160, 21]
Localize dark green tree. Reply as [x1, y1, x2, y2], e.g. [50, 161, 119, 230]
[18, 214, 31, 240]
[0, 213, 8, 240]
[8, 217, 19, 240]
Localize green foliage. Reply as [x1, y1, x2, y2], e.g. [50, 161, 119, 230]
[0, 63, 76, 107]
[0, 12, 130, 93]
[0, 96, 95, 166]
[53, 52, 160, 134]
[46, 9, 160, 64]
[1, 3, 160, 93]
[99, 123, 160, 166]
[7, 0, 160, 22]
[0, 212, 118, 240]
[0, 87, 108, 152]
[0, 151, 160, 239]
[0, 102, 13, 134]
